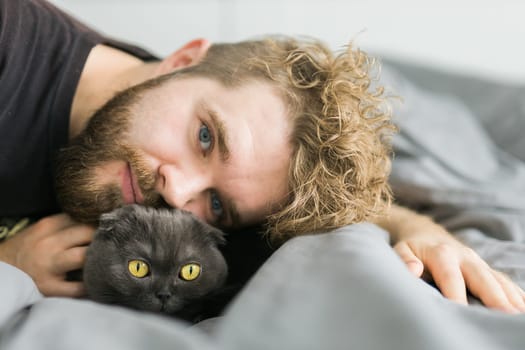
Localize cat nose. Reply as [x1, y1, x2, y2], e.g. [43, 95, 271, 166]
[156, 291, 172, 303]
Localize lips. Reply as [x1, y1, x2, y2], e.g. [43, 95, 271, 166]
[122, 163, 144, 204]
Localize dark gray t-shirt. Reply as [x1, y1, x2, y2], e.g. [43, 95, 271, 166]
[0, 0, 156, 224]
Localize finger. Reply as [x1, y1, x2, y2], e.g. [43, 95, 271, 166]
[393, 241, 424, 277]
[34, 213, 78, 232]
[57, 224, 95, 249]
[39, 279, 86, 298]
[426, 245, 468, 305]
[492, 271, 525, 312]
[52, 246, 88, 274]
[461, 261, 516, 313]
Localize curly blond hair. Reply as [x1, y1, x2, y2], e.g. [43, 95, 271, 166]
[172, 36, 397, 243]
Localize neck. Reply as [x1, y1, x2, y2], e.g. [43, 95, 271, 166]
[69, 44, 162, 139]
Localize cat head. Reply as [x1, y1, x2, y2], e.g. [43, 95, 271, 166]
[83, 204, 228, 315]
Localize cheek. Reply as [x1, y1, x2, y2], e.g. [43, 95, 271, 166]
[128, 116, 191, 161]
[128, 116, 163, 147]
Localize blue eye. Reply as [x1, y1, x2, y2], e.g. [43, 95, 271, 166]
[199, 124, 212, 151]
[210, 191, 223, 218]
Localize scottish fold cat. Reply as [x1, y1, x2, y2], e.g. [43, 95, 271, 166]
[83, 204, 228, 321]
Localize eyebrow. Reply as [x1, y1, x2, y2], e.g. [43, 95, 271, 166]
[202, 101, 231, 163]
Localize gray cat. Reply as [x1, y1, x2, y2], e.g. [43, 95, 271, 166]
[83, 204, 228, 321]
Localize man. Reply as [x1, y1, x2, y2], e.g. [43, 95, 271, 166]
[0, 0, 523, 313]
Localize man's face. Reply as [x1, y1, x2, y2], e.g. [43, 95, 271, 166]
[56, 77, 292, 229]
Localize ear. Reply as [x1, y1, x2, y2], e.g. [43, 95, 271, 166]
[155, 38, 211, 75]
[208, 226, 227, 246]
[96, 210, 119, 237]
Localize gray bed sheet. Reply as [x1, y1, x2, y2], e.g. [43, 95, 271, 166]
[1, 62, 525, 349]
[381, 61, 525, 289]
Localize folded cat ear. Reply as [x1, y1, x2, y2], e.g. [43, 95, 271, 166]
[96, 210, 119, 236]
[208, 226, 227, 246]
[96, 205, 142, 237]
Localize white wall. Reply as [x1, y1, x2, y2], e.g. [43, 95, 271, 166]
[49, 0, 525, 83]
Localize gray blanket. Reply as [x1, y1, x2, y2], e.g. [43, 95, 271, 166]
[382, 61, 525, 289]
[1, 62, 524, 349]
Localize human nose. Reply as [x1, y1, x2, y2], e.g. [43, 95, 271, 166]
[155, 164, 211, 218]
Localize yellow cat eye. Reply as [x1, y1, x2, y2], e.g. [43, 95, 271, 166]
[128, 260, 149, 278]
[179, 263, 201, 281]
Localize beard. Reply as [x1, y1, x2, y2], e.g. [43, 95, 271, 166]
[55, 86, 165, 224]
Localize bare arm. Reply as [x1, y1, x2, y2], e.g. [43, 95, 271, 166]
[0, 214, 95, 297]
[374, 204, 525, 313]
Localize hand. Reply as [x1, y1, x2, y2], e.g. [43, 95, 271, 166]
[375, 204, 525, 313]
[393, 223, 525, 314]
[0, 214, 95, 297]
